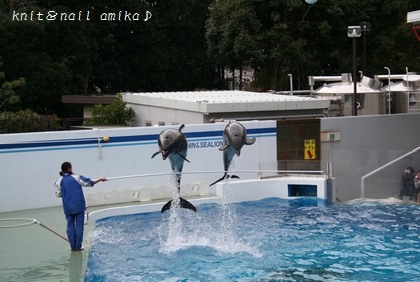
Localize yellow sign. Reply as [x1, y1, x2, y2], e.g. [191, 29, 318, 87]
[304, 139, 315, 160]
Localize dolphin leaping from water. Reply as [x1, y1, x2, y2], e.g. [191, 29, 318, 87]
[210, 121, 256, 186]
[152, 124, 197, 213]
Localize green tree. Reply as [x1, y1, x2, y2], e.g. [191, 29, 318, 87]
[206, 0, 420, 91]
[1, 0, 420, 118]
[206, 0, 264, 89]
[0, 0, 219, 118]
[85, 94, 136, 126]
[0, 3, 92, 116]
[0, 109, 61, 133]
[0, 57, 25, 109]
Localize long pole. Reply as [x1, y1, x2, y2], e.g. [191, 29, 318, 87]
[106, 169, 326, 180]
[35, 220, 69, 242]
[353, 38, 358, 116]
[363, 31, 367, 75]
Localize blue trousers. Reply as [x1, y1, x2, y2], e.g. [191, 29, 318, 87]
[66, 212, 85, 250]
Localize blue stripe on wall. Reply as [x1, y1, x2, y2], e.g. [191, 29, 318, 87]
[0, 127, 276, 153]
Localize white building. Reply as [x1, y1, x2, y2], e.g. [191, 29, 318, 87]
[123, 90, 330, 127]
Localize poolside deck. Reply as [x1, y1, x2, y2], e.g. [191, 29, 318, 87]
[0, 196, 215, 282]
[1, 206, 82, 281]
[0, 201, 164, 282]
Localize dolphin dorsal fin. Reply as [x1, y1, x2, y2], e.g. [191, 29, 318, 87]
[178, 124, 185, 132]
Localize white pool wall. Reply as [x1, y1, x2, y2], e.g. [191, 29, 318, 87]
[0, 120, 276, 213]
[88, 175, 328, 221]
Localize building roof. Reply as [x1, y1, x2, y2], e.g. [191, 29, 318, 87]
[123, 91, 330, 114]
[314, 82, 381, 94]
[61, 95, 116, 104]
[381, 81, 413, 92]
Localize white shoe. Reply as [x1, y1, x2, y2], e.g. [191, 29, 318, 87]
[71, 246, 84, 251]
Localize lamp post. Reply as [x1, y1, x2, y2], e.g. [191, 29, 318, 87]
[384, 67, 391, 114]
[359, 22, 371, 75]
[288, 74, 293, 95]
[348, 26, 362, 116]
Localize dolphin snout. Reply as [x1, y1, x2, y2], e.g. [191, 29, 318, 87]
[162, 150, 169, 159]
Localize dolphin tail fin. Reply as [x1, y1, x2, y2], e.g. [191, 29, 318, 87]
[161, 200, 173, 213]
[161, 197, 197, 213]
[209, 172, 241, 186]
[209, 173, 227, 187]
[180, 197, 197, 212]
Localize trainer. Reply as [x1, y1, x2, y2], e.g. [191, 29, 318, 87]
[54, 162, 107, 251]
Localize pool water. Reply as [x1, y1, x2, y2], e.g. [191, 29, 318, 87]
[85, 198, 420, 281]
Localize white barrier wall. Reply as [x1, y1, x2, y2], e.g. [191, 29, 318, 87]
[0, 120, 277, 213]
[88, 176, 328, 221]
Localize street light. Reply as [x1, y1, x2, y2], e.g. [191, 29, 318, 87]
[348, 26, 362, 116]
[359, 22, 371, 75]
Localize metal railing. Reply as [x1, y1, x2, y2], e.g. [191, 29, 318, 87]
[259, 160, 332, 178]
[360, 146, 420, 198]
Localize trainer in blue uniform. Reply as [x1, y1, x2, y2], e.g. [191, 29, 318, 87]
[54, 162, 107, 251]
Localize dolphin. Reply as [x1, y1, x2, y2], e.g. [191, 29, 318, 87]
[210, 121, 256, 186]
[151, 124, 197, 213]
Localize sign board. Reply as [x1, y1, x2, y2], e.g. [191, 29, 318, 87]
[321, 131, 341, 142]
[304, 139, 315, 160]
[407, 10, 420, 24]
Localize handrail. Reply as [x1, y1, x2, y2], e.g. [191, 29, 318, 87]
[360, 146, 420, 198]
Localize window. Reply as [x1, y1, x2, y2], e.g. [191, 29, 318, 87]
[288, 184, 317, 197]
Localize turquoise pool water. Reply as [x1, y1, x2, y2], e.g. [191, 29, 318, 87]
[85, 198, 420, 281]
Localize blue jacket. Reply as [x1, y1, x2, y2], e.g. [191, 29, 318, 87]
[54, 173, 94, 215]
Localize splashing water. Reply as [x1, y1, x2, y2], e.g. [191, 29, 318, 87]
[158, 171, 259, 256]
